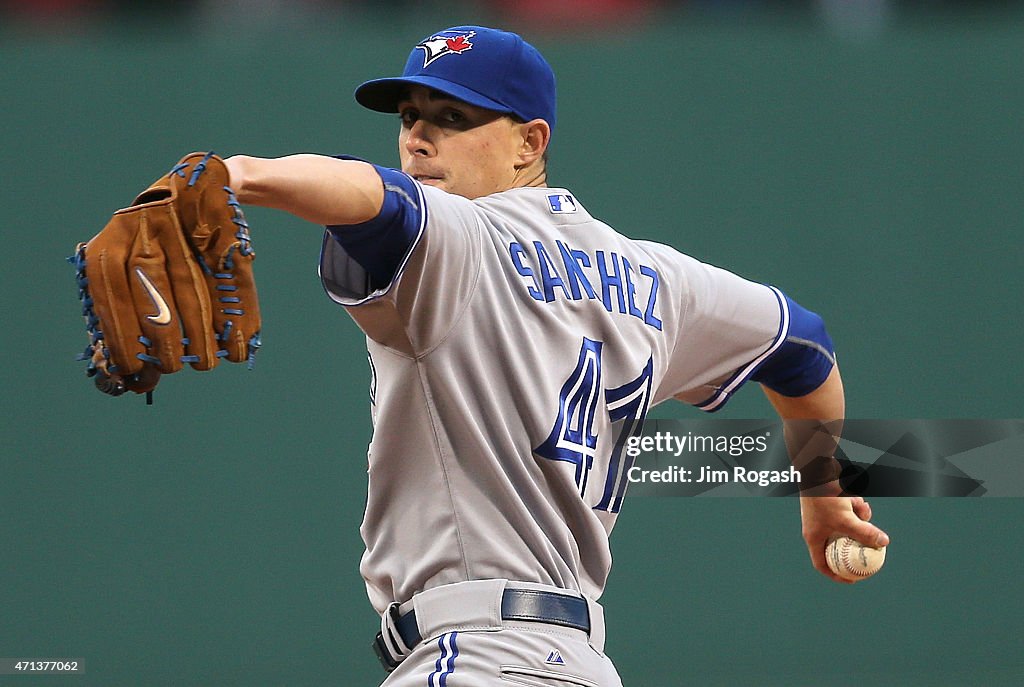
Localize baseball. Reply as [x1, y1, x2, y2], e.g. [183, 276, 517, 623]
[825, 536, 886, 581]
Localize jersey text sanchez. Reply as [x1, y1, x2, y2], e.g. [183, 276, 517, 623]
[507, 239, 663, 330]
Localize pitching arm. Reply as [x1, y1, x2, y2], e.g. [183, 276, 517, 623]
[762, 366, 891, 583]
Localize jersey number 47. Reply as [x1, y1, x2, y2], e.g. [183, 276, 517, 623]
[535, 338, 653, 514]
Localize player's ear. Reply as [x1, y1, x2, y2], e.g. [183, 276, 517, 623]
[515, 118, 550, 168]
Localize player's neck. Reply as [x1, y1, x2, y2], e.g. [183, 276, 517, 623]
[512, 163, 548, 190]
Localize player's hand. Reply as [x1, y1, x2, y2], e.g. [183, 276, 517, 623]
[799, 492, 889, 584]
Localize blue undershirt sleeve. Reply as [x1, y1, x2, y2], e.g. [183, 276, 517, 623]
[750, 293, 836, 397]
[325, 162, 424, 293]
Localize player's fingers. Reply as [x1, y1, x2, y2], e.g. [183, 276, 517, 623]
[806, 541, 855, 584]
[800, 495, 885, 582]
[851, 496, 872, 522]
[841, 515, 890, 549]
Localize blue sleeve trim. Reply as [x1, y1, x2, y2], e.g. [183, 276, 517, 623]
[695, 286, 790, 413]
[750, 293, 836, 397]
[325, 164, 425, 292]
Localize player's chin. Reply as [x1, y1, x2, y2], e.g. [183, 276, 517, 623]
[415, 176, 446, 189]
[424, 177, 472, 198]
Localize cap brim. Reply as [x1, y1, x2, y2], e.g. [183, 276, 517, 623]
[355, 76, 516, 117]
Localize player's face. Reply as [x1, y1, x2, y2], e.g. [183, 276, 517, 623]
[397, 86, 527, 200]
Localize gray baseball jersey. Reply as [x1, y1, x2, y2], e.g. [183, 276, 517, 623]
[320, 173, 787, 613]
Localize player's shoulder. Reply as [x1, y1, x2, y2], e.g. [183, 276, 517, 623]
[413, 183, 602, 237]
[478, 188, 699, 261]
[470, 186, 599, 229]
[418, 181, 703, 269]
[631, 237, 699, 266]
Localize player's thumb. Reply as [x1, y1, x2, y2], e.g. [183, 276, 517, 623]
[845, 518, 890, 548]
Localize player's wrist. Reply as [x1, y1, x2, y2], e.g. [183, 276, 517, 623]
[798, 479, 844, 497]
[223, 155, 252, 200]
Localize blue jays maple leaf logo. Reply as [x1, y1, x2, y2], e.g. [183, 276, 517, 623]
[416, 31, 475, 68]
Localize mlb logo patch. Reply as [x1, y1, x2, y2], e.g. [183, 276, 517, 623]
[547, 193, 577, 214]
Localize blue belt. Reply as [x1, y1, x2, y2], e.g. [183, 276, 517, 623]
[373, 588, 591, 672]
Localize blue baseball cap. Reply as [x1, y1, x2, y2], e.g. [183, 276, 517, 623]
[355, 26, 557, 133]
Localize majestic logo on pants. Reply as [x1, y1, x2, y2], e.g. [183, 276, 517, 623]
[417, 31, 475, 68]
[545, 649, 565, 665]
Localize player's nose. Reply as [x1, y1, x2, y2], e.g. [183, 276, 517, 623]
[403, 120, 435, 157]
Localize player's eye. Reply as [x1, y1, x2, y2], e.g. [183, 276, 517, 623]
[398, 109, 419, 127]
[440, 109, 465, 125]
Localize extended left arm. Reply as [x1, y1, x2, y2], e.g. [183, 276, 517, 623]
[224, 154, 384, 227]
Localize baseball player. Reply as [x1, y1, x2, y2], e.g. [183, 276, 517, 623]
[222, 25, 889, 686]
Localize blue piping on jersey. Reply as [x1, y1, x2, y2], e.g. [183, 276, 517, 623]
[695, 286, 790, 413]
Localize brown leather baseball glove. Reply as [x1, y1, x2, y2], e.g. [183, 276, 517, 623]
[70, 152, 261, 400]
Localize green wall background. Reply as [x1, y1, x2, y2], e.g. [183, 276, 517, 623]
[2, 8, 1022, 686]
